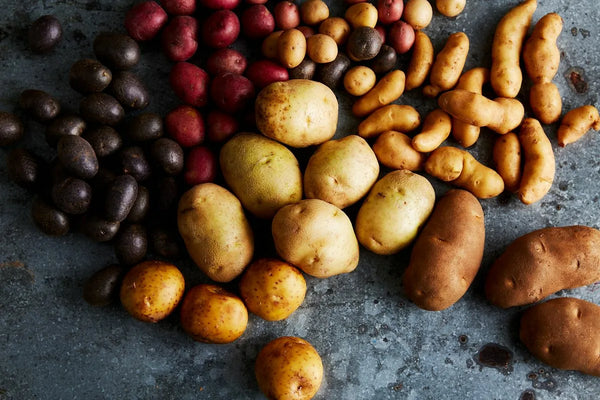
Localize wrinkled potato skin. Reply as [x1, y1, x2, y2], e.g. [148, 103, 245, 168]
[451, 67, 490, 147]
[557, 105, 600, 147]
[355, 170, 435, 255]
[272, 199, 359, 278]
[373, 130, 426, 171]
[177, 183, 254, 282]
[220, 133, 302, 218]
[405, 31, 434, 91]
[411, 108, 452, 153]
[352, 69, 405, 117]
[485, 226, 600, 308]
[423, 32, 469, 98]
[518, 118, 555, 205]
[493, 132, 521, 192]
[304, 135, 379, 209]
[358, 104, 420, 139]
[403, 189, 485, 311]
[255, 336, 324, 400]
[520, 297, 600, 377]
[256, 79, 338, 148]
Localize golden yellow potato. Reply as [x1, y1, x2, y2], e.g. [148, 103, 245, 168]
[373, 130, 427, 171]
[355, 170, 435, 255]
[179, 284, 248, 344]
[262, 30, 283, 59]
[220, 132, 302, 218]
[304, 135, 379, 209]
[557, 105, 600, 147]
[343, 65, 377, 96]
[255, 79, 338, 148]
[177, 183, 254, 282]
[451, 67, 490, 147]
[423, 32, 469, 98]
[120, 260, 185, 323]
[278, 29, 307, 68]
[255, 336, 324, 400]
[493, 132, 521, 192]
[318, 17, 350, 45]
[403, 0, 433, 30]
[405, 31, 434, 91]
[272, 199, 359, 278]
[344, 2, 378, 28]
[352, 69, 406, 117]
[436, 0, 466, 17]
[239, 258, 306, 321]
[411, 109, 452, 153]
[518, 118, 555, 205]
[358, 104, 421, 139]
[300, 0, 329, 25]
[306, 33, 338, 63]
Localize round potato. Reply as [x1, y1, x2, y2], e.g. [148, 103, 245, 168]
[177, 183, 254, 282]
[306, 33, 338, 63]
[343, 65, 376, 96]
[220, 132, 302, 218]
[255, 336, 324, 400]
[272, 199, 359, 278]
[304, 135, 379, 209]
[278, 28, 307, 68]
[239, 258, 307, 321]
[120, 260, 185, 323]
[255, 79, 338, 148]
[356, 170, 435, 255]
[179, 284, 248, 344]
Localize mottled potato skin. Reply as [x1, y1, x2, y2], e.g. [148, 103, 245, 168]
[520, 297, 600, 377]
[485, 226, 600, 308]
[272, 199, 359, 278]
[403, 190, 485, 311]
[120, 260, 185, 323]
[255, 336, 324, 400]
[239, 258, 307, 321]
[255, 79, 338, 148]
[220, 132, 302, 218]
[179, 284, 248, 344]
[177, 183, 254, 282]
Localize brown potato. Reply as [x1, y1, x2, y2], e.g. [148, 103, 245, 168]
[423, 32, 469, 98]
[343, 65, 376, 96]
[278, 29, 307, 68]
[518, 118, 555, 205]
[358, 104, 420, 139]
[492, 132, 521, 192]
[300, 0, 329, 25]
[306, 33, 338, 63]
[405, 31, 434, 91]
[352, 69, 405, 117]
[318, 17, 350, 45]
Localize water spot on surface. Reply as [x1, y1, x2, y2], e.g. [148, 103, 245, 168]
[474, 343, 513, 375]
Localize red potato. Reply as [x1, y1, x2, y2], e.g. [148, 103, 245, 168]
[170, 62, 210, 107]
[274, 1, 300, 30]
[184, 146, 217, 185]
[166, 105, 205, 147]
[297, 25, 315, 38]
[206, 110, 239, 142]
[246, 0, 268, 3]
[378, 0, 404, 25]
[161, 16, 198, 62]
[160, 0, 195, 15]
[241, 5, 275, 39]
[199, 0, 240, 9]
[202, 9, 240, 49]
[124, 1, 168, 41]
[245, 60, 289, 89]
[388, 20, 415, 54]
[210, 73, 255, 114]
[205, 48, 247, 76]
[374, 24, 386, 43]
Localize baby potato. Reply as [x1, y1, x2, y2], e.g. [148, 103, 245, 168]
[255, 336, 324, 400]
[403, 0, 433, 30]
[306, 33, 338, 63]
[343, 65, 376, 96]
[272, 199, 359, 278]
[300, 0, 329, 25]
[436, 0, 466, 17]
[278, 28, 307, 68]
[239, 258, 307, 321]
[304, 135, 379, 209]
[179, 284, 248, 344]
[355, 170, 435, 255]
[345, 2, 378, 28]
[358, 104, 421, 138]
[120, 260, 185, 323]
[262, 30, 283, 59]
[373, 130, 426, 171]
[318, 17, 350, 45]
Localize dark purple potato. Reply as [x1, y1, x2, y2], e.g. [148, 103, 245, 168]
[93, 32, 141, 70]
[69, 58, 113, 94]
[108, 71, 149, 109]
[125, 113, 163, 142]
[125, 185, 149, 223]
[57, 135, 99, 179]
[80, 93, 125, 126]
[19, 89, 61, 122]
[315, 53, 351, 89]
[150, 138, 184, 175]
[45, 115, 86, 146]
[82, 215, 120, 242]
[31, 196, 70, 236]
[6, 148, 41, 190]
[83, 126, 122, 158]
[119, 146, 152, 181]
[0, 112, 24, 146]
[149, 227, 182, 259]
[28, 15, 62, 53]
[83, 264, 125, 306]
[346, 26, 383, 62]
[288, 58, 317, 80]
[51, 177, 92, 215]
[114, 224, 148, 265]
[369, 44, 398, 74]
[104, 174, 138, 222]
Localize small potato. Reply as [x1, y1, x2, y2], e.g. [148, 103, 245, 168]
[411, 109, 452, 153]
[239, 258, 306, 321]
[179, 284, 248, 343]
[241, 4, 275, 39]
[377, 0, 404, 25]
[161, 16, 198, 62]
[245, 60, 289, 89]
[306, 33, 338, 63]
[255, 336, 323, 400]
[345, 26, 383, 62]
[314, 53, 352, 89]
[355, 170, 435, 255]
[124, 1, 168, 41]
[423, 32, 469, 98]
[262, 30, 283, 59]
[289, 57, 317, 80]
[403, 0, 433, 30]
[493, 132, 521, 192]
[304, 135, 379, 209]
[119, 260, 185, 323]
[272, 199, 359, 278]
[485, 225, 600, 308]
[557, 105, 600, 147]
[387, 20, 415, 54]
[345, 2, 378, 28]
[318, 17, 350, 45]
[300, 0, 329, 25]
[201, 9, 240, 49]
[436, 0, 466, 17]
[278, 28, 307, 68]
[518, 118, 555, 205]
[405, 31, 434, 91]
[358, 104, 420, 138]
[274, 1, 300, 30]
[169, 62, 210, 108]
[352, 69, 405, 117]
[210, 73, 255, 114]
[373, 130, 426, 171]
[205, 48, 247, 76]
[368, 44, 397, 75]
[343, 66, 376, 96]
[520, 297, 600, 377]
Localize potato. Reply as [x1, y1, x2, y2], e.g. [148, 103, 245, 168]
[403, 189, 485, 311]
[345, 26, 383, 62]
[373, 130, 426, 171]
[411, 109, 452, 153]
[518, 118, 555, 205]
[358, 104, 421, 138]
[485, 225, 600, 308]
[161, 16, 198, 62]
[304, 135, 379, 209]
[169, 62, 210, 108]
[387, 20, 415, 54]
[318, 17, 350, 45]
[403, 0, 433, 30]
[220, 133, 302, 218]
[241, 4, 275, 39]
[255, 336, 323, 400]
[205, 48, 247, 76]
[352, 69, 405, 117]
[520, 297, 600, 377]
[177, 183, 254, 282]
[201, 9, 240, 48]
[239, 258, 307, 321]
[306, 33, 338, 63]
[315, 53, 352, 89]
[262, 30, 283, 59]
[183, 145, 217, 185]
[435, 0, 466, 17]
[557, 105, 600, 147]
[119, 260, 185, 323]
[179, 284, 248, 343]
[451, 68, 490, 147]
[355, 170, 435, 255]
[343, 65, 376, 96]
[245, 60, 289, 89]
[210, 73, 255, 114]
[345, 2, 378, 28]
[255, 79, 338, 148]
[492, 132, 521, 192]
[274, 1, 300, 30]
[423, 32, 469, 98]
[124, 1, 168, 41]
[377, 0, 404, 25]
[405, 31, 434, 91]
[278, 28, 307, 68]
[300, 0, 329, 25]
[272, 199, 359, 278]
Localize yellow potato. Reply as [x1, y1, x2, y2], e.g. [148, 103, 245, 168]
[344, 2, 378, 28]
[557, 105, 600, 147]
[518, 118, 555, 205]
[306, 33, 338, 63]
[411, 109, 452, 153]
[300, 0, 329, 25]
[373, 130, 427, 171]
[352, 69, 406, 117]
[423, 32, 469, 98]
[451, 67, 490, 147]
[262, 30, 283, 59]
[405, 31, 434, 91]
[358, 104, 421, 139]
[355, 170, 435, 255]
[343, 65, 377, 96]
[220, 132, 302, 218]
[436, 0, 466, 17]
[493, 132, 521, 192]
[304, 135, 379, 209]
[403, 0, 433, 30]
[278, 29, 307, 68]
[318, 17, 350, 45]
[177, 183, 254, 282]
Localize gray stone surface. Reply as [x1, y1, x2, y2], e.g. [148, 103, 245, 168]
[1, 0, 600, 399]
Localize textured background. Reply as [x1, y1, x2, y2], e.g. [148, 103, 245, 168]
[1, 1, 600, 399]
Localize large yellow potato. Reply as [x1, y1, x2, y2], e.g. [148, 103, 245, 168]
[355, 170, 435, 255]
[255, 79, 338, 148]
[177, 183, 254, 282]
[272, 199, 359, 278]
[220, 133, 302, 218]
[304, 135, 379, 209]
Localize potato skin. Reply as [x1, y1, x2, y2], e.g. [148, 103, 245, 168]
[405, 31, 434, 91]
[177, 183, 254, 282]
[423, 32, 469, 98]
[485, 225, 600, 308]
[518, 118, 555, 205]
[403, 189, 485, 311]
[520, 297, 600, 377]
[373, 130, 426, 171]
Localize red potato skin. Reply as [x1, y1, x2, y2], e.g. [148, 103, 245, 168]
[210, 73, 255, 114]
[206, 110, 239, 142]
[200, 0, 240, 9]
[161, 0, 196, 15]
[169, 62, 210, 107]
[241, 5, 275, 39]
[378, 0, 404, 25]
[166, 105, 205, 147]
[403, 189, 485, 311]
[202, 10, 240, 49]
[274, 1, 300, 30]
[125, 1, 168, 41]
[184, 146, 217, 185]
[161, 16, 198, 62]
[245, 60, 289, 89]
[205, 48, 247, 76]
[297, 25, 315, 39]
[388, 20, 415, 54]
[246, 0, 268, 3]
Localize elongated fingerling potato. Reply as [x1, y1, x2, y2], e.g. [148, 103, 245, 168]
[557, 105, 600, 147]
[405, 31, 434, 91]
[352, 69, 406, 117]
[518, 118, 555, 205]
[358, 104, 421, 139]
[423, 32, 469, 98]
[493, 132, 521, 192]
